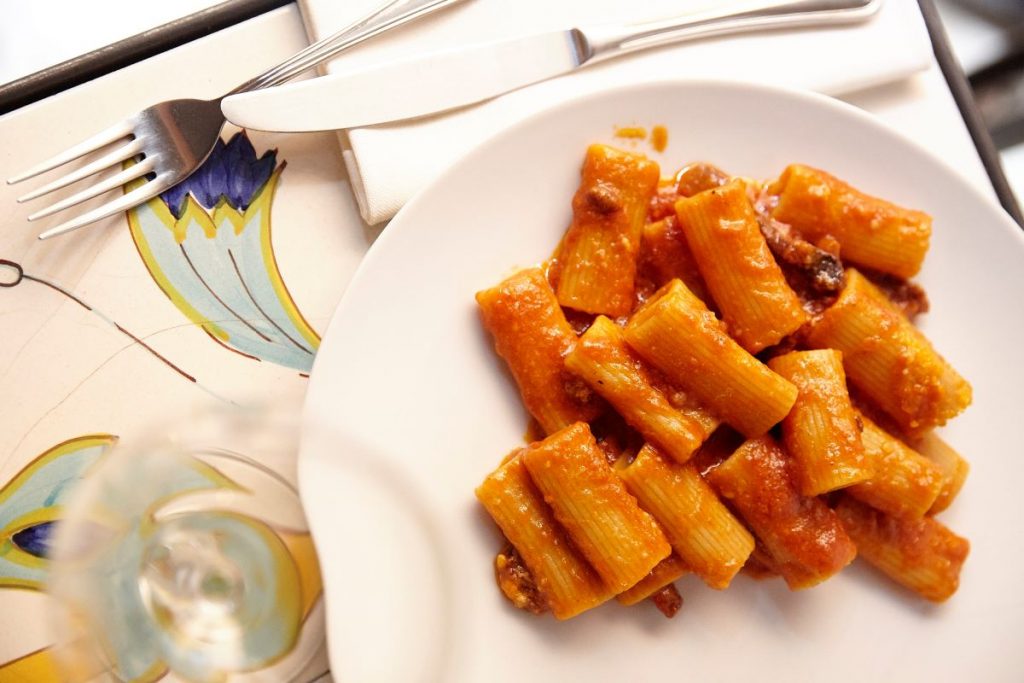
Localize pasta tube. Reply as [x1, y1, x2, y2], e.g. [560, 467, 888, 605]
[768, 350, 873, 495]
[835, 497, 969, 602]
[707, 436, 857, 590]
[555, 144, 660, 316]
[639, 216, 710, 304]
[477, 267, 602, 435]
[847, 412, 944, 519]
[476, 455, 611, 619]
[523, 423, 671, 593]
[675, 179, 807, 352]
[912, 432, 970, 514]
[565, 316, 718, 464]
[616, 554, 688, 606]
[616, 444, 754, 589]
[806, 269, 971, 433]
[625, 280, 797, 437]
[770, 164, 931, 278]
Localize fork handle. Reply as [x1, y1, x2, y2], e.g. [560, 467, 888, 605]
[579, 0, 880, 65]
[229, 0, 469, 95]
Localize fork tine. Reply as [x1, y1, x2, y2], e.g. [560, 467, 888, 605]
[27, 157, 157, 221]
[6, 119, 134, 185]
[17, 138, 146, 203]
[37, 173, 176, 241]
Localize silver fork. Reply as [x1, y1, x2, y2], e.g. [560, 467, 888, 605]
[7, 0, 467, 241]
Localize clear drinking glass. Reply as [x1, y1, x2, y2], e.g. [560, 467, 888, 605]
[47, 404, 326, 682]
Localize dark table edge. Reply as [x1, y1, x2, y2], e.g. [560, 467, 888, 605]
[0, 0, 290, 115]
[917, 0, 1023, 225]
[2, 0, 1020, 227]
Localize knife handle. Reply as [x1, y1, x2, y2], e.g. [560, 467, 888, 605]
[578, 0, 882, 66]
[229, 0, 470, 95]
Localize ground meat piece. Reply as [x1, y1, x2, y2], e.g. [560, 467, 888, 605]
[495, 545, 548, 615]
[749, 186, 845, 299]
[757, 212, 845, 294]
[590, 412, 642, 465]
[563, 308, 595, 336]
[742, 544, 781, 580]
[675, 162, 731, 197]
[648, 181, 682, 221]
[585, 182, 623, 214]
[562, 372, 597, 407]
[861, 269, 930, 320]
[649, 584, 683, 618]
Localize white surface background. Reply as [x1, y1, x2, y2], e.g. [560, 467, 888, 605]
[0, 2, 1018, 680]
[0, 0, 222, 84]
[0, 0, 1017, 80]
[300, 80, 1024, 682]
[0, 7, 352, 678]
[1, 0, 1020, 207]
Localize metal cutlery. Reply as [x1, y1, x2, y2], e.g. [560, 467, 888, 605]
[7, 0, 468, 240]
[222, 0, 882, 133]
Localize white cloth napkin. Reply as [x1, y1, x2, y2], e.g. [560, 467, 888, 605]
[298, 0, 933, 225]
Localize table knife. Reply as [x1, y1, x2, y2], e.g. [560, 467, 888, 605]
[222, 0, 881, 132]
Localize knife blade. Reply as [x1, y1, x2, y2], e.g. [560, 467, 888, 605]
[221, 30, 587, 132]
[221, 0, 881, 132]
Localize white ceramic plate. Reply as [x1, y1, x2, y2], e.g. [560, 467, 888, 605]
[299, 80, 1024, 683]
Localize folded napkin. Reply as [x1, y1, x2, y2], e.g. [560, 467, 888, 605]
[298, 0, 933, 225]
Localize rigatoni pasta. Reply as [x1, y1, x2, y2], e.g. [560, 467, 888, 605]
[835, 497, 969, 602]
[846, 412, 944, 519]
[770, 163, 931, 278]
[675, 179, 808, 352]
[565, 315, 717, 464]
[616, 444, 753, 589]
[625, 279, 797, 437]
[768, 349, 872, 496]
[707, 436, 857, 590]
[806, 269, 971, 434]
[555, 144, 660, 317]
[522, 423, 671, 594]
[476, 267, 602, 435]
[475, 454, 611, 619]
[474, 145, 972, 622]
[912, 432, 970, 514]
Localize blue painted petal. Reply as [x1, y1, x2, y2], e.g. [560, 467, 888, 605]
[240, 154, 277, 210]
[196, 139, 230, 208]
[12, 521, 56, 559]
[161, 185, 188, 218]
[159, 133, 277, 217]
[131, 197, 317, 372]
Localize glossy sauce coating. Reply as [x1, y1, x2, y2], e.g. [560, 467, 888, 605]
[566, 316, 715, 464]
[707, 436, 857, 590]
[523, 423, 671, 594]
[555, 144, 660, 317]
[625, 280, 797, 437]
[836, 496, 969, 602]
[769, 350, 873, 496]
[770, 164, 932, 279]
[807, 270, 971, 433]
[675, 179, 808, 352]
[651, 125, 669, 153]
[476, 267, 602, 435]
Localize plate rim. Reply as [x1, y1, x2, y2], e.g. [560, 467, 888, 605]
[316, 79, 1024, 339]
[298, 77, 1024, 680]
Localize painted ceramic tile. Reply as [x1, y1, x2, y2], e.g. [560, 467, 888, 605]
[0, 5, 371, 681]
